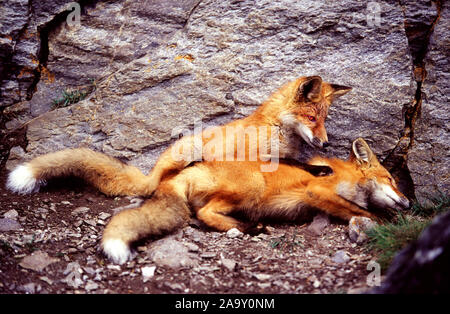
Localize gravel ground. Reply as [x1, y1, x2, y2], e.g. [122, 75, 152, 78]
[0, 168, 377, 294]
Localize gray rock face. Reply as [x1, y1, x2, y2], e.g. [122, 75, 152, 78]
[408, 1, 450, 199]
[399, 0, 440, 65]
[1, 0, 447, 197]
[0, 0, 76, 107]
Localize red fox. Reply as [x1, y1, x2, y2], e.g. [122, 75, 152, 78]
[7, 138, 409, 264]
[138, 75, 351, 195]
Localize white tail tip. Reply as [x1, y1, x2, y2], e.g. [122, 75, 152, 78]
[102, 238, 132, 265]
[6, 164, 41, 194]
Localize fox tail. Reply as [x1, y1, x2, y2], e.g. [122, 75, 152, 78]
[6, 148, 154, 196]
[102, 187, 191, 264]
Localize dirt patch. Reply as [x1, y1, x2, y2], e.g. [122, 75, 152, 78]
[0, 167, 377, 294]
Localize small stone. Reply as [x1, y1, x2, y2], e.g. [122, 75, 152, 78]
[313, 280, 321, 288]
[85, 281, 99, 291]
[71, 207, 90, 216]
[5, 146, 26, 171]
[84, 219, 97, 227]
[257, 282, 271, 289]
[349, 216, 377, 243]
[221, 258, 237, 271]
[200, 252, 216, 259]
[183, 226, 203, 242]
[332, 250, 351, 264]
[309, 258, 323, 266]
[107, 265, 121, 271]
[226, 228, 243, 238]
[252, 256, 262, 263]
[37, 207, 48, 213]
[61, 201, 73, 205]
[141, 266, 156, 282]
[147, 238, 198, 269]
[61, 262, 84, 288]
[98, 212, 111, 220]
[165, 282, 184, 291]
[307, 213, 330, 236]
[0, 218, 21, 231]
[19, 283, 38, 294]
[3, 209, 18, 220]
[185, 242, 199, 252]
[256, 233, 269, 240]
[254, 273, 272, 281]
[83, 267, 96, 275]
[39, 276, 53, 285]
[19, 251, 59, 272]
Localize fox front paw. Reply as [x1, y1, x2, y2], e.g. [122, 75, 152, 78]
[102, 238, 132, 265]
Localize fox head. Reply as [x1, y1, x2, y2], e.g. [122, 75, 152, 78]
[279, 76, 352, 149]
[342, 138, 410, 211]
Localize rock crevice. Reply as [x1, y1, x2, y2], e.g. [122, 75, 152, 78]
[383, 0, 445, 200]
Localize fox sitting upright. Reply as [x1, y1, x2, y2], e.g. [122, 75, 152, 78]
[7, 138, 409, 264]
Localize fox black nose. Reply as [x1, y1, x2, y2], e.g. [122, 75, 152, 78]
[400, 197, 410, 209]
[323, 142, 330, 148]
[312, 138, 323, 148]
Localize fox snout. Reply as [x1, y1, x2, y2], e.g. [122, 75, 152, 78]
[371, 183, 411, 211]
[388, 191, 411, 211]
[312, 137, 329, 149]
[397, 196, 410, 210]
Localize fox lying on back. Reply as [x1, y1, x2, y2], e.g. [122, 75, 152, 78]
[7, 138, 409, 264]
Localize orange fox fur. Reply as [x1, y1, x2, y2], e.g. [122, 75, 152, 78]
[143, 75, 351, 195]
[7, 138, 409, 264]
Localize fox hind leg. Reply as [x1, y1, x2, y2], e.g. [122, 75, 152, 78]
[196, 199, 250, 232]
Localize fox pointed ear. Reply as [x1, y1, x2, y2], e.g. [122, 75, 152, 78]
[350, 138, 378, 167]
[327, 84, 352, 99]
[296, 76, 323, 102]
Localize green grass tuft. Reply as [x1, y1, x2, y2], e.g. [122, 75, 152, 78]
[366, 193, 449, 271]
[52, 89, 88, 109]
[365, 215, 430, 270]
[411, 192, 450, 217]
[51, 80, 96, 109]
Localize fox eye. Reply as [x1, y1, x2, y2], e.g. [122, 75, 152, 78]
[307, 115, 316, 122]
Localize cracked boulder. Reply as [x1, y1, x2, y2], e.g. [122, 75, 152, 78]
[0, 0, 77, 107]
[408, 0, 450, 199]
